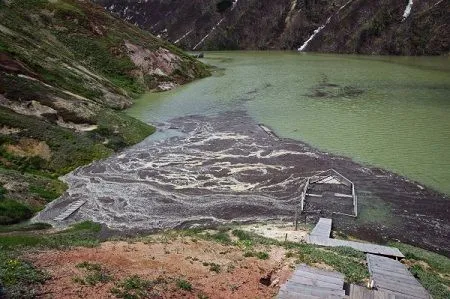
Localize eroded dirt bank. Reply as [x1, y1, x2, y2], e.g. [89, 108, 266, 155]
[35, 111, 450, 255]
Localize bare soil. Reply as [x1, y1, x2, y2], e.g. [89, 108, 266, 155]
[30, 236, 296, 298]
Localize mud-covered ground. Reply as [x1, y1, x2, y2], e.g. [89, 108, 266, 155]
[35, 111, 450, 256]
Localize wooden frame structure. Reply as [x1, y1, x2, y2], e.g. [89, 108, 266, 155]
[299, 169, 358, 217]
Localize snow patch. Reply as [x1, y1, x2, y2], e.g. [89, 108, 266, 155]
[298, 0, 353, 52]
[174, 29, 193, 44]
[193, 18, 225, 50]
[402, 0, 413, 21]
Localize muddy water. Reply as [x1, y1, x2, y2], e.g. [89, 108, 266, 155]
[128, 52, 450, 195]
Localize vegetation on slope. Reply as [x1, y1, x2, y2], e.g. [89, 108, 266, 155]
[1, 224, 448, 298]
[0, 0, 209, 224]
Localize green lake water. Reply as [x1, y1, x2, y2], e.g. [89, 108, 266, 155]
[127, 51, 450, 195]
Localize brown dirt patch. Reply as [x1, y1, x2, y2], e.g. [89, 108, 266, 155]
[5, 138, 51, 161]
[29, 236, 296, 298]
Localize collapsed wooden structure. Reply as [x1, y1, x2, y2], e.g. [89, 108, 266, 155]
[300, 169, 358, 217]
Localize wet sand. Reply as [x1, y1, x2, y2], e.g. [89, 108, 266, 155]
[35, 111, 450, 256]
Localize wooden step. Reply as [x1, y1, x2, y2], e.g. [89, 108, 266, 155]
[53, 200, 86, 221]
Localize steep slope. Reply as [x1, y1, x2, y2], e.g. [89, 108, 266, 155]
[0, 0, 209, 224]
[95, 0, 449, 55]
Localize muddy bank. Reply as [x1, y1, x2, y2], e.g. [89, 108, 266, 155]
[35, 111, 450, 256]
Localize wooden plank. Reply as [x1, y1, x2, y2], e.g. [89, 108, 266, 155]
[367, 254, 430, 299]
[53, 200, 86, 221]
[373, 277, 429, 296]
[310, 218, 332, 238]
[283, 284, 346, 297]
[307, 236, 404, 258]
[290, 270, 344, 285]
[288, 276, 343, 290]
[349, 284, 374, 299]
[297, 264, 345, 280]
[277, 290, 323, 299]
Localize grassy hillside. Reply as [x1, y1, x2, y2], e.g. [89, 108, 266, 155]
[0, 0, 210, 224]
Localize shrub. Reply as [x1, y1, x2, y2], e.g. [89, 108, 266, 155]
[255, 251, 269, 260]
[0, 200, 33, 225]
[176, 279, 192, 291]
[0, 255, 49, 298]
[111, 275, 153, 299]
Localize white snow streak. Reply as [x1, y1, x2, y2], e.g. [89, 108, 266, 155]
[174, 29, 193, 44]
[402, 0, 414, 21]
[433, 0, 443, 7]
[298, 0, 353, 52]
[193, 18, 225, 50]
[231, 0, 239, 11]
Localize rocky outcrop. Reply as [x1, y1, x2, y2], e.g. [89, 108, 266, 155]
[95, 0, 449, 55]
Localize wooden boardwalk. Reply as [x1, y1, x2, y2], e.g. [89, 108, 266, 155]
[310, 218, 332, 238]
[53, 200, 86, 221]
[367, 254, 431, 299]
[306, 218, 404, 258]
[278, 264, 346, 299]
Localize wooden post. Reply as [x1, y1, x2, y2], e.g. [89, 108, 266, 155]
[294, 204, 298, 230]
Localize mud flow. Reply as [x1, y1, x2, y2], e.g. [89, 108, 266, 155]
[35, 111, 450, 255]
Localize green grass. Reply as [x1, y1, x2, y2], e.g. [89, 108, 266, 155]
[176, 279, 192, 291]
[111, 275, 154, 299]
[0, 221, 101, 251]
[209, 263, 221, 273]
[0, 221, 102, 297]
[390, 242, 450, 273]
[0, 200, 34, 225]
[0, 222, 51, 233]
[410, 265, 450, 299]
[389, 242, 450, 299]
[74, 261, 113, 286]
[0, 254, 49, 299]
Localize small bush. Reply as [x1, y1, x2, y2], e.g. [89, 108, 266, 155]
[74, 262, 112, 286]
[0, 255, 49, 298]
[209, 263, 221, 273]
[0, 200, 33, 225]
[176, 279, 192, 291]
[209, 231, 231, 244]
[255, 251, 269, 260]
[111, 275, 153, 299]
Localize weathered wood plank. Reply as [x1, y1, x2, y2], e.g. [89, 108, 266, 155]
[283, 284, 345, 297]
[367, 254, 430, 299]
[297, 264, 345, 279]
[310, 218, 332, 238]
[278, 264, 346, 299]
[53, 200, 86, 221]
[288, 276, 343, 290]
[290, 270, 344, 285]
